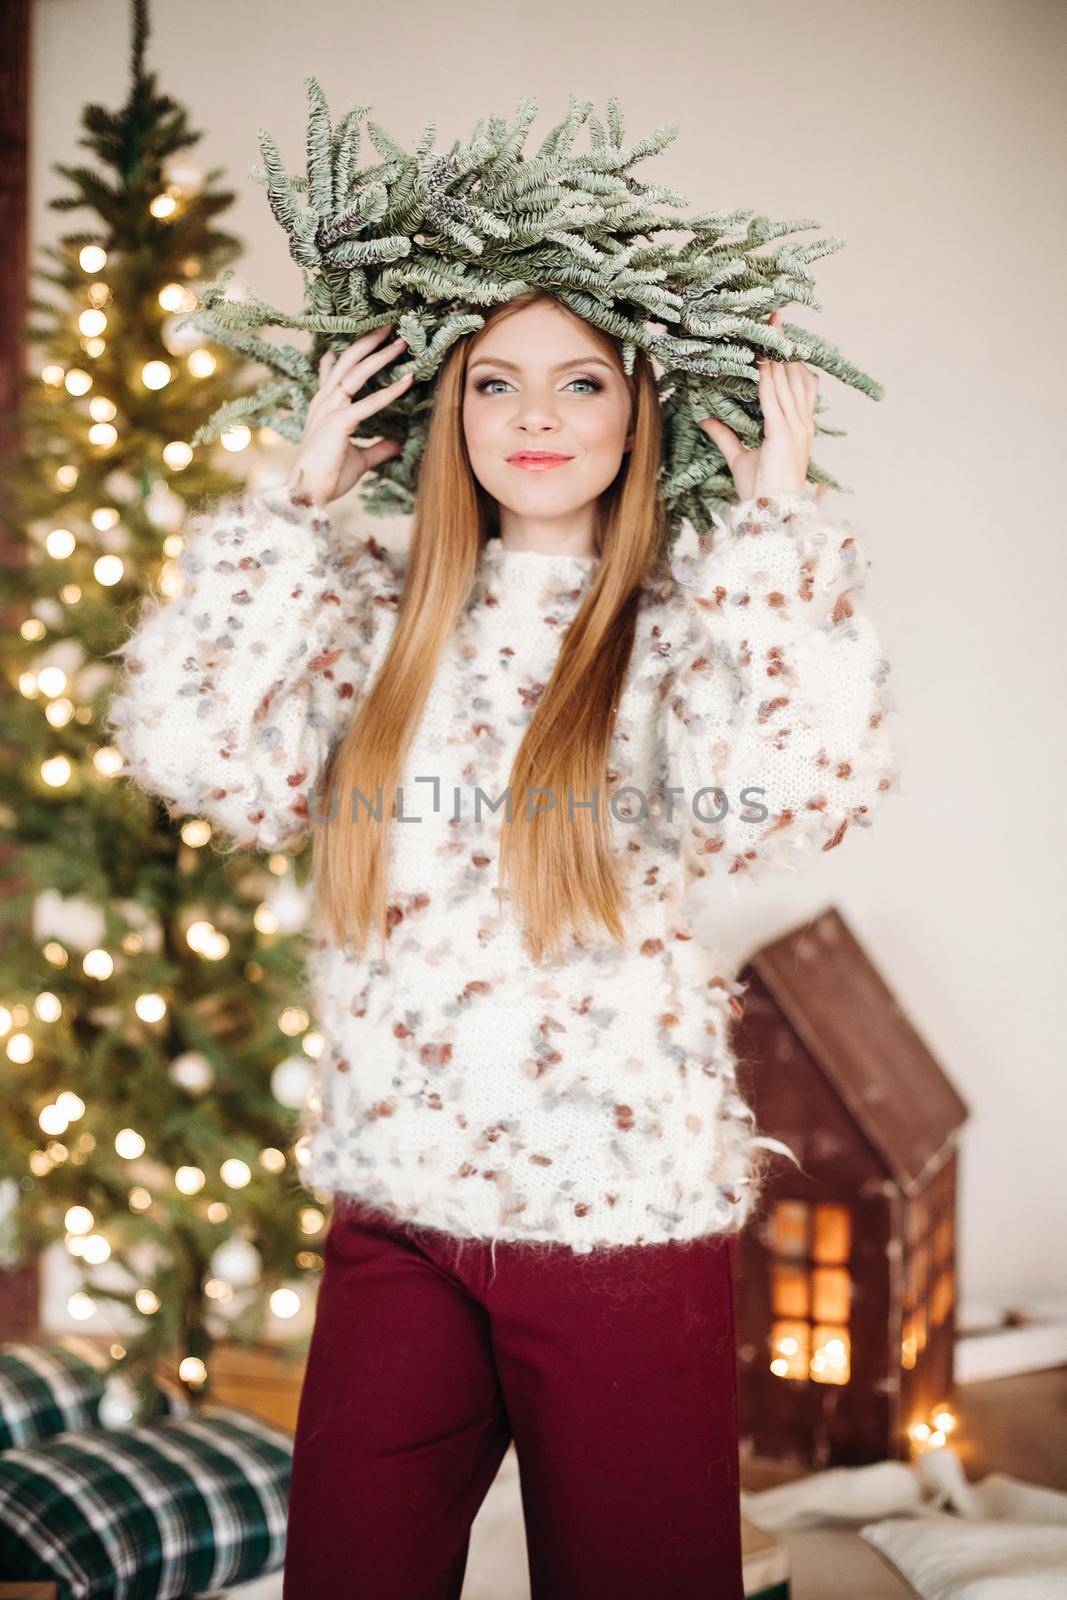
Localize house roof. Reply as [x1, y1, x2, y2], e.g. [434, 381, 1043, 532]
[745, 906, 968, 1191]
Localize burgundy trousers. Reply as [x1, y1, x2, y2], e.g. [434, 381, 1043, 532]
[282, 1197, 744, 1600]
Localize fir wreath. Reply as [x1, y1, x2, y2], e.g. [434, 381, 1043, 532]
[183, 79, 882, 555]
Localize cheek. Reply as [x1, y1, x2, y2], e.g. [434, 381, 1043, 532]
[462, 400, 498, 456]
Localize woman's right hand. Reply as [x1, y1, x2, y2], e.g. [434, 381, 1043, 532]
[284, 323, 413, 509]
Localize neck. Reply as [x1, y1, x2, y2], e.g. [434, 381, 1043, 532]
[495, 502, 601, 559]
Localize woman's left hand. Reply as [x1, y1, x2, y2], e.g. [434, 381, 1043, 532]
[697, 310, 820, 503]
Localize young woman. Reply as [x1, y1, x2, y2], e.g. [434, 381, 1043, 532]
[106, 289, 898, 1599]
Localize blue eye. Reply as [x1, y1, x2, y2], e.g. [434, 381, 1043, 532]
[475, 376, 604, 396]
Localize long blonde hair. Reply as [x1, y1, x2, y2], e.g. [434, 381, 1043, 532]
[311, 289, 666, 964]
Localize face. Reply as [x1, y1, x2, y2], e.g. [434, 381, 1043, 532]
[462, 299, 635, 541]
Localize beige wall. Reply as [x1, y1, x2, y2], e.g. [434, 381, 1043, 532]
[30, 0, 1067, 1321]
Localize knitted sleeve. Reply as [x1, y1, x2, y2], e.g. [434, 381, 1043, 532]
[661, 481, 900, 881]
[103, 481, 401, 854]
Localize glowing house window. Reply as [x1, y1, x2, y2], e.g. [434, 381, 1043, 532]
[769, 1199, 852, 1385]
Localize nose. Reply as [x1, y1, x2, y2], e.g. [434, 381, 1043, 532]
[512, 390, 564, 435]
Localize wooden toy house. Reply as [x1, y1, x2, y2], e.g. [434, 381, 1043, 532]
[731, 906, 968, 1469]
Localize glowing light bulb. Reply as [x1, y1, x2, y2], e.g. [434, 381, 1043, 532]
[135, 1288, 160, 1314]
[179, 1356, 207, 1385]
[89, 422, 118, 447]
[83, 949, 113, 980]
[141, 360, 172, 390]
[89, 397, 117, 422]
[188, 348, 216, 377]
[93, 747, 124, 777]
[68, 1292, 96, 1321]
[175, 1166, 205, 1194]
[91, 506, 119, 529]
[41, 756, 72, 788]
[94, 555, 124, 586]
[46, 528, 76, 558]
[65, 1205, 93, 1234]
[55, 1091, 84, 1120]
[271, 1288, 301, 1319]
[82, 1234, 111, 1264]
[221, 1159, 251, 1189]
[79, 245, 107, 272]
[162, 441, 193, 470]
[46, 698, 74, 728]
[149, 194, 177, 218]
[37, 667, 67, 697]
[41, 364, 65, 386]
[64, 369, 92, 396]
[115, 1128, 146, 1159]
[79, 309, 107, 337]
[158, 283, 196, 312]
[134, 993, 167, 1023]
[221, 423, 251, 452]
[39, 1103, 68, 1134]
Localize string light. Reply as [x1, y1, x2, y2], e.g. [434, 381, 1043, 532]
[89, 422, 118, 447]
[141, 360, 172, 390]
[115, 1128, 146, 1159]
[158, 283, 197, 313]
[93, 747, 124, 777]
[270, 1288, 301, 1319]
[175, 1166, 205, 1195]
[64, 369, 92, 396]
[40, 756, 71, 788]
[41, 364, 65, 386]
[38, 697, 69, 728]
[220, 1159, 251, 1189]
[88, 399, 117, 423]
[93, 555, 124, 586]
[79, 245, 107, 272]
[82, 948, 113, 979]
[179, 1357, 207, 1386]
[65, 1205, 93, 1234]
[187, 349, 216, 377]
[37, 667, 67, 697]
[55, 465, 78, 490]
[221, 423, 251, 452]
[149, 194, 177, 219]
[162, 441, 192, 470]
[78, 309, 107, 337]
[46, 528, 76, 558]
[68, 1292, 96, 1321]
[134, 993, 167, 1023]
[135, 1288, 160, 1314]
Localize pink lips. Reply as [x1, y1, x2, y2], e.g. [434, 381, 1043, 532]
[507, 452, 574, 471]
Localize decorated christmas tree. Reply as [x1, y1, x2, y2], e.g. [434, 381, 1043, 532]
[0, 0, 326, 1411]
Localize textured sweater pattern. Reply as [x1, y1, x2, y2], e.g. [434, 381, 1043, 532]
[105, 480, 900, 1252]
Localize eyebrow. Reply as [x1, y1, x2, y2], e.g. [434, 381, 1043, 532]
[468, 355, 616, 374]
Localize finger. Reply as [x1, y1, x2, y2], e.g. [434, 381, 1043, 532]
[357, 436, 404, 471]
[768, 353, 802, 433]
[334, 336, 409, 404]
[698, 416, 743, 470]
[344, 368, 414, 426]
[325, 323, 395, 398]
[757, 355, 784, 436]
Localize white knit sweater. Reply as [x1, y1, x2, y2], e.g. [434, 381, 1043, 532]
[106, 479, 899, 1253]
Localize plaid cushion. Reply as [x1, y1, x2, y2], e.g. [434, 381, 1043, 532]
[0, 1403, 292, 1600]
[0, 1339, 177, 1450]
